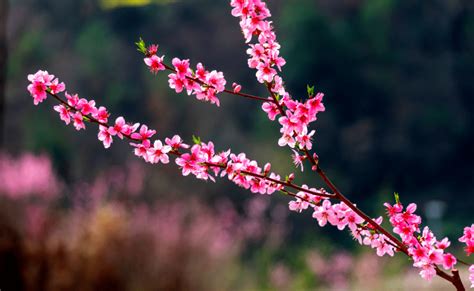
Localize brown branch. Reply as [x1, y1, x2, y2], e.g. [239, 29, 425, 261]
[435, 266, 465, 291]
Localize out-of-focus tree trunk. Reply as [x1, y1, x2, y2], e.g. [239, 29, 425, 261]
[0, 0, 8, 148]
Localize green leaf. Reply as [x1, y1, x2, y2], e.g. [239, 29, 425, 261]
[306, 84, 315, 97]
[394, 192, 400, 204]
[135, 37, 147, 55]
[192, 134, 201, 145]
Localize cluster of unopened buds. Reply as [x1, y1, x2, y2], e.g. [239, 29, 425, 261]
[27, 0, 472, 289]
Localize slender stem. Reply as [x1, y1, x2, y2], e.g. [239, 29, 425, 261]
[457, 259, 471, 267]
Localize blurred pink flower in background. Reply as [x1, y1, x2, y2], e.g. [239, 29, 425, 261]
[0, 152, 61, 199]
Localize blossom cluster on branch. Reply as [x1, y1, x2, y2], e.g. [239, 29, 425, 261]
[385, 199, 458, 280]
[27, 0, 472, 289]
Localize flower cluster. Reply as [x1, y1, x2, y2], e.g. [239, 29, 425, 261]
[27, 70, 65, 105]
[28, 71, 110, 133]
[459, 225, 474, 287]
[459, 224, 474, 256]
[144, 47, 226, 106]
[230, 1, 325, 157]
[274, 93, 325, 152]
[27, 70, 330, 205]
[385, 200, 458, 281]
[27, 71, 177, 164]
[288, 193, 396, 258]
[176, 141, 285, 195]
[230, 0, 285, 84]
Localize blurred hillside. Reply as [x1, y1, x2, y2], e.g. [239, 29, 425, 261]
[2, 0, 473, 250]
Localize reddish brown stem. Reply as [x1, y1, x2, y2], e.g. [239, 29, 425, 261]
[435, 266, 465, 291]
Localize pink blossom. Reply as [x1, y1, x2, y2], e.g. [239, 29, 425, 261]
[147, 44, 159, 55]
[206, 70, 226, 92]
[121, 122, 140, 136]
[465, 241, 474, 256]
[442, 253, 457, 270]
[344, 210, 364, 231]
[195, 62, 207, 81]
[384, 202, 403, 217]
[77, 98, 97, 116]
[53, 105, 71, 125]
[312, 200, 336, 227]
[436, 237, 451, 250]
[172, 58, 191, 78]
[278, 132, 296, 148]
[419, 264, 436, 281]
[27, 79, 48, 105]
[130, 142, 150, 161]
[66, 92, 80, 107]
[168, 73, 186, 93]
[72, 112, 86, 130]
[175, 145, 201, 177]
[256, 59, 276, 83]
[144, 55, 165, 74]
[165, 135, 189, 149]
[262, 100, 279, 121]
[426, 248, 444, 265]
[296, 128, 315, 150]
[291, 150, 305, 171]
[131, 124, 156, 143]
[109, 116, 128, 139]
[98, 126, 113, 148]
[93, 106, 109, 123]
[374, 238, 395, 257]
[409, 245, 428, 262]
[48, 78, 66, 94]
[148, 140, 171, 164]
[250, 178, 267, 194]
[288, 186, 315, 212]
[278, 112, 303, 135]
[271, 76, 286, 95]
[306, 92, 325, 115]
[195, 87, 220, 106]
[459, 224, 474, 244]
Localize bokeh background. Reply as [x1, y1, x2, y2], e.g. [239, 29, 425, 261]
[0, 0, 473, 290]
